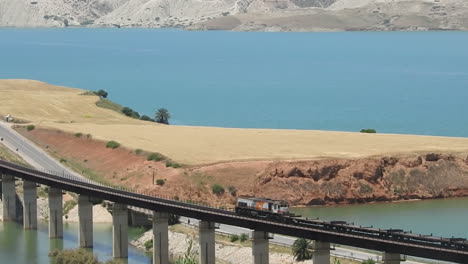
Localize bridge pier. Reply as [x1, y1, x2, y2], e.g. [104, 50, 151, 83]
[113, 203, 128, 258]
[152, 212, 169, 264]
[199, 221, 216, 264]
[48, 188, 63, 238]
[383, 252, 401, 264]
[313, 241, 330, 264]
[252, 231, 269, 264]
[78, 195, 93, 248]
[1, 174, 16, 221]
[23, 180, 37, 229]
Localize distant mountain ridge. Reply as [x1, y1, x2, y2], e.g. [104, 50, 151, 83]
[1, 0, 467, 31]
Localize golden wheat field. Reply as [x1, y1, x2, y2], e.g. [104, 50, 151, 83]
[1, 79, 468, 165]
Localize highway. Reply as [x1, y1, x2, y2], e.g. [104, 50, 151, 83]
[0, 121, 79, 177]
[0, 121, 450, 263]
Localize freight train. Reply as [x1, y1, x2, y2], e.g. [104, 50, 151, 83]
[235, 196, 468, 251]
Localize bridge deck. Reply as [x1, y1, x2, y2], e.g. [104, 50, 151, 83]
[1, 160, 466, 263]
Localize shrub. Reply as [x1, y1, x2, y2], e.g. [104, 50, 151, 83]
[140, 115, 154, 122]
[122, 107, 140, 119]
[75, 132, 83, 137]
[156, 179, 165, 186]
[359, 183, 373, 194]
[49, 249, 100, 264]
[212, 184, 225, 195]
[59, 158, 67, 163]
[106, 141, 120, 149]
[135, 149, 143, 155]
[26, 125, 35, 131]
[362, 259, 376, 264]
[86, 134, 92, 139]
[239, 233, 249, 242]
[230, 234, 239, 242]
[360, 129, 377, 133]
[148, 152, 165, 162]
[144, 239, 153, 250]
[166, 160, 181, 168]
[63, 199, 77, 215]
[227, 186, 237, 196]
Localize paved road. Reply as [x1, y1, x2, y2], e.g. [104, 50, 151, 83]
[0, 122, 80, 177]
[0, 121, 430, 263]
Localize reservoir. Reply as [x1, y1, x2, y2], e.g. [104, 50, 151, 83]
[291, 197, 468, 239]
[1, 29, 468, 137]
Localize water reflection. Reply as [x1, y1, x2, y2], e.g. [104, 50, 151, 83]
[0, 221, 151, 264]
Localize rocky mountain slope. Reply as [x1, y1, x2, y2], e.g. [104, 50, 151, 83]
[1, 0, 467, 31]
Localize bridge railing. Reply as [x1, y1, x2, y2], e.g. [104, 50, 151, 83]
[28, 164, 235, 213]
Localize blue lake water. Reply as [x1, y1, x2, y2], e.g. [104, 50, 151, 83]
[1, 29, 468, 136]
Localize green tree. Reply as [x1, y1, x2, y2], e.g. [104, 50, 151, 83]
[292, 238, 312, 261]
[155, 108, 171, 124]
[95, 89, 108, 98]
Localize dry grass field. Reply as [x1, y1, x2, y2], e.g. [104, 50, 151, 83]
[1, 79, 468, 165]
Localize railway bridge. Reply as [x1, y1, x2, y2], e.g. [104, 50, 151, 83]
[1, 160, 467, 264]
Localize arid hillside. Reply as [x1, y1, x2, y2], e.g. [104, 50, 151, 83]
[14, 126, 468, 207]
[1, 0, 468, 31]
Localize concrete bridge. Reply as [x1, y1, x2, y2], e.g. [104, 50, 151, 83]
[1, 160, 467, 264]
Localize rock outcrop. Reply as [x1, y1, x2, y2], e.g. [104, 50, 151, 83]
[254, 154, 468, 206]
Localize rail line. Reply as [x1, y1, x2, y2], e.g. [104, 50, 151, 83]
[1, 160, 467, 263]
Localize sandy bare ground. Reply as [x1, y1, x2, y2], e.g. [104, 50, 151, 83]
[1, 79, 468, 165]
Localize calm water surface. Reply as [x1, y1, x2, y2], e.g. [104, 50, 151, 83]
[0, 221, 150, 264]
[1, 29, 468, 136]
[291, 197, 468, 239]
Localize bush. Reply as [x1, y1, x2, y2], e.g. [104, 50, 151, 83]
[106, 141, 120, 149]
[239, 233, 249, 242]
[360, 129, 377, 133]
[144, 239, 153, 251]
[26, 125, 35, 131]
[166, 160, 181, 168]
[227, 186, 237, 196]
[362, 259, 376, 264]
[140, 115, 154, 122]
[75, 132, 83, 137]
[212, 184, 225, 195]
[135, 149, 143, 155]
[94, 89, 108, 98]
[60, 158, 67, 163]
[48, 249, 122, 264]
[148, 152, 165, 162]
[156, 179, 165, 186]
[122, 107, 140, 119]
[230, 234, 239, 242]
